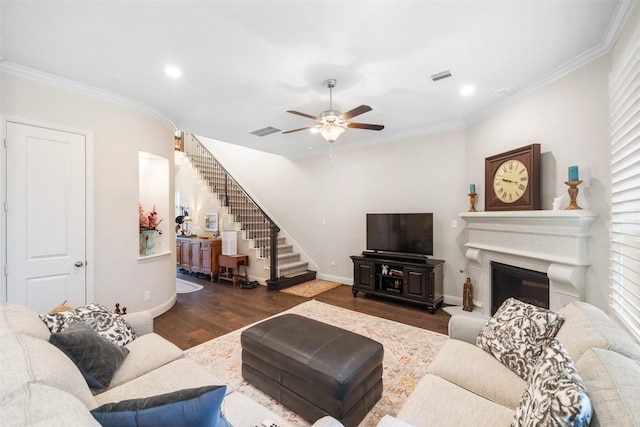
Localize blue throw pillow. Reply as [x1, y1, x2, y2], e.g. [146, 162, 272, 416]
[90, 385, 231, 427]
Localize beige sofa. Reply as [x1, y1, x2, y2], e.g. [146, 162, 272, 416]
[4, 301, 638, 427]
[376, 302, 640, 427]
[0, 302, 326, 427]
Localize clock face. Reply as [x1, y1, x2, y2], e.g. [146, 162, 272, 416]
[493, 159, 529, 203]
[485, 144, 541, 211]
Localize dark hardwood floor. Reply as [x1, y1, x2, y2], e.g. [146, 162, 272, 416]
[154, 272, 451, 350]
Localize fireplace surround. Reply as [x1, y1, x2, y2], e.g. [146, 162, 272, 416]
[460, 211, 597, 316]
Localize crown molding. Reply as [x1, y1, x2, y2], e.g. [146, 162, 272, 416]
[464, 0, 636, 127]
[1, 62, 177, 131]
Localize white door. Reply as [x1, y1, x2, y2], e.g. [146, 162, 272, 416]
[6, 122, 87, 312]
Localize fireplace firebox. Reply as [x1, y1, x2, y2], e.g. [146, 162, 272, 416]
[491, 262, 549, 315]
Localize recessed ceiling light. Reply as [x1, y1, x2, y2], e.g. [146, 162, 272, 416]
[495, 88, 511, 96]
[460, 85, 475, 96]
[164, 65, 182, 78]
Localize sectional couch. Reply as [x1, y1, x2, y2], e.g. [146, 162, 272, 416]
[3, 300, 639, 427]
[0, 302, 324, 426]
[315, 301, 640, 427]
[377, 301, 640, 426]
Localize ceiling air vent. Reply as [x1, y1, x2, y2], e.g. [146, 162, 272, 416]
[250, 126, 281, 137]
[430, 70, 452, 82]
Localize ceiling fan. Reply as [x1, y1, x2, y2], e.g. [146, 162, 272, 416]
[282, 79, 384, 143]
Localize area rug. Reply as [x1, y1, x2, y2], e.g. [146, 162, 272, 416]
[176, 278, 204, 294]
[279, 279, 342, 298]
[185, 300, 448, 426]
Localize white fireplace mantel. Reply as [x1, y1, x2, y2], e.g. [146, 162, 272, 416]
[459, 210, 597, 315]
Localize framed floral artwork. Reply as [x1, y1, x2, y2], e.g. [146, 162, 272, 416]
[204, 213, 218, 232]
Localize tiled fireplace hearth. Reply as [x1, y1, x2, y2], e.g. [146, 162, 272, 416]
[460, 211, 597, 316]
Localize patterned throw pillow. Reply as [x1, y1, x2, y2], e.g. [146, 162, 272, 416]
[75, 303, 136, 346]
[476, 298, 564, 380]
[39, 310, 82, 333]
[512, 339, 592, 427]
[40, 303, 136, 346]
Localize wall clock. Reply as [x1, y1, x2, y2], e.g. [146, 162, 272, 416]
[485, 144, 541, 211]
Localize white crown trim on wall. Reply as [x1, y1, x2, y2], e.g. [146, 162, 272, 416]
[463, 0, 637, 127]
[1, 62, 177, 131]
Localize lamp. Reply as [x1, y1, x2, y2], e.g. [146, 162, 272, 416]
[183, 216, 192, 235]
[317, 123, 346, 143]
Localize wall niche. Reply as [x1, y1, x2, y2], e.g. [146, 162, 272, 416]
[139, 151, 170, 258]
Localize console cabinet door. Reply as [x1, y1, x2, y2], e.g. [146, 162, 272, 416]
[200, 242, 212, 274]
[176, 241, 182, 267]
[404, 267, 428, 301]
[180, 240, 191, 270]
[354, 260, 376, 291]
[190, 241, 201, 272]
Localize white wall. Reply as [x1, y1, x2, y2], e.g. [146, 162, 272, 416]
[1, 71, 177, 315]
[464, 54, 612, 312]
[201, 54, 614, 311]
[1, 29, 622, 314]
[200, 129, 470, 300]
[612, 2, 640, 65]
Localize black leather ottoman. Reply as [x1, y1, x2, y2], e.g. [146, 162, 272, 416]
[241, 314, 383, 427]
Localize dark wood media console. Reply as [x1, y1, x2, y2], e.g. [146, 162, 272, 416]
[350, 252, 445, 314]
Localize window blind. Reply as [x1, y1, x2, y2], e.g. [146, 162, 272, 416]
[609, 27, 640, 342]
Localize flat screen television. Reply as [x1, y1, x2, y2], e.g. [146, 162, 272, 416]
[366, 213, 434, 256]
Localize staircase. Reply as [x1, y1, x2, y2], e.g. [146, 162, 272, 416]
[178, 133, 316, 289]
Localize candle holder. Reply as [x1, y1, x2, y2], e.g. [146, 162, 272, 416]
[468, 193, 478, 212]
[564, 180, 583, 210]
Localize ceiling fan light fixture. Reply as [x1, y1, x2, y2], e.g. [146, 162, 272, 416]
[318, 124, 346, 143]
[282, 78, 383, 143]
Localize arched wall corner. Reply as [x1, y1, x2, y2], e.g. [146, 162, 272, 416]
[1, 69, 177, 314]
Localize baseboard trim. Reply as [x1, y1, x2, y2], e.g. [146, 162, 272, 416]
[267, 271, 317, 291]
[315, 273, 352, 285]
[149, 293, 177, 318]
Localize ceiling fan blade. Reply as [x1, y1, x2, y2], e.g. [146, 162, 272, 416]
[286, 110, 320, 121]
[282, 126, 314, 134]
[347, 122, 384, 131]
[340, 105, 372, 120]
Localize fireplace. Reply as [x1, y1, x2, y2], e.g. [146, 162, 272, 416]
[491, 262, 549, 314]
[460, 211, 597, 316]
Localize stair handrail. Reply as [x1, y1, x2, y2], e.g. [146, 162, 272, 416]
[179, 133, 280, 288]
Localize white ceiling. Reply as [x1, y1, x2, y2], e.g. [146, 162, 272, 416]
[0, 1, 633, 158]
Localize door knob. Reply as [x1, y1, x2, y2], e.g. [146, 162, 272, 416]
[75, 261, 84, 267]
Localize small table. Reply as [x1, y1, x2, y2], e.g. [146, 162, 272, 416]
[218, 254, 249, 285]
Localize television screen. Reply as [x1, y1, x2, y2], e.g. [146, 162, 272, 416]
[366, 213, 434, 256]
